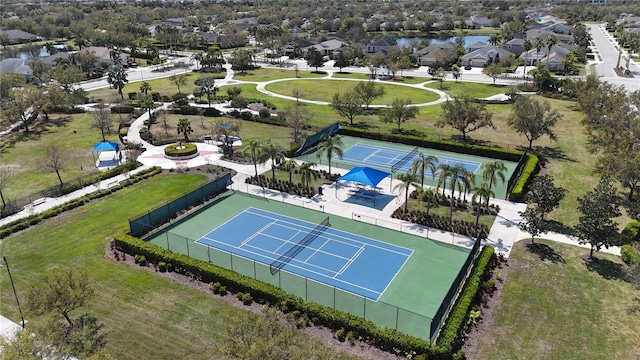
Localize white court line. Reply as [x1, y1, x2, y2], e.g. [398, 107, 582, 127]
[377, 249, 415, 299]
[240, 221, 275, 246]
[335, 245, 365, 276]
[362, 148, 381, 163]
[271, 230, 303, 253]
[302, 237, 331, 264]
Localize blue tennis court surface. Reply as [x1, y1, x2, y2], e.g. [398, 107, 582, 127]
[196, 207, 413, 300]
[339, 143, 481, 175]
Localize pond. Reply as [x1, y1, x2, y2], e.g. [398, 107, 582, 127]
[396, 35, 491, 49]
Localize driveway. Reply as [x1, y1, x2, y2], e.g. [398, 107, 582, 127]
[588, 24, 640, 91]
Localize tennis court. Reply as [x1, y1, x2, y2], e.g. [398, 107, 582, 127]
[196, 207, 412, 300]
[146, 192, 472, 341]
[340, 142, 481, 175]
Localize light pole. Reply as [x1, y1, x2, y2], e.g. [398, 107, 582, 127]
[2, 256, 25, 328]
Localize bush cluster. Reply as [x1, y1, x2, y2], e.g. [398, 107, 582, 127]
[110, 105, 135, 114]
[392, 208, 488, 239]
[164, 143, 198, 157]
[60, 162, 142, 195]
[114, 232, 497, 358]
[621, 245, 639, 266]
[508, 152, 540, 202]
[622, 220, 640, 244]
[0, 167, 162, 239]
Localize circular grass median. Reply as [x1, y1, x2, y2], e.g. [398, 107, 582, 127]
[264, 79, 440, 105]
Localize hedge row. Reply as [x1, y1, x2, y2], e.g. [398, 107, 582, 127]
[113, 231, 497, 358]
[339, 127, 523, 162]
[0, 167, 162, 239]
[435, 246, 495, 352]
[507, 152, 540, 202]
[60, 162, 142, 195]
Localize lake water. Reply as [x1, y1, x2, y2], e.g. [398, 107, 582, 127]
[396, 35, 490, 49]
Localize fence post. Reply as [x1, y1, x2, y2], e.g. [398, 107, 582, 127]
[208, 246, 211, 263]
[396, 307, 400, 330]
[186, 237, 190, 257]
[166, 232, 170, 251]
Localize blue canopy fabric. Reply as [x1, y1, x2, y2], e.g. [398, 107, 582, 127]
[93, 142, 119, 152]
[337, 167, 390, 188]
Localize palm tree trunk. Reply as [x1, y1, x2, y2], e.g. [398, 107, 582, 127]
[404, 186, 409, 213]
[475, 200, 481, 228]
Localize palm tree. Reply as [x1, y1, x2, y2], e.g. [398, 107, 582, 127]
[263, 143, 286, 181]
[534, 37, 545, 65]
[107, 64, 128, 100]
[436, 163, 454, 198]
[522, 38, 533, 79]
[546, 35, 557, 67]
[419, 187, 437, 219]
[394, 172, 419, 213]
[139, 81, 152, 95]
[615, 29, 628, 69]
[244, 140, 264, 177]
[280, 158, 298, 186]
[176, 118, 193, 142]
[298, 161, 317, 192]
[441, 163, 470, 223]
[472, 183, 495, 227]
[411, 153, 438, 188]
[480, 160, 507, 190]
[459, 166, 476, 203]
[316, 134, 344, 177]
[488, 34, 502, 46]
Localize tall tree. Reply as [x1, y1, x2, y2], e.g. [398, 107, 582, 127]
[482, 63, 504, 85]
[507, 96, 561, 149]
[315, 134, 344, 177]
[518, 206, 545, 244]
[106, 64, 128, 100]
[5, 85, 41, 133]
[263, 143, 285, 181]
[527, 174, 567, 221]
[176, 118, 193, 142]
[394, 171, 419, 213]
[40, 145, 68, 187]
[0, 158, 12, 208]
[522, 38, 533, 79]
[196, 77, 218, 108]
[139, 81, 152, 95]
[330, 91, 363, 126]
[411, 153, 438, 188]
[546, 35, 557, 67]
[480, 160, 507, 190]
[437, 94, 495, 140]
[169, 73, 188, 94]
[488, 34, 502, 46]
[244, 140, 264, 177]
[381, 98, 419, 131]
[534, 37, 545, 64]
[333, 51, 350, 72]
[298, 161, 317, 192]
[280, 158, 298, 186]
[283, 103, 311, 145]
[472, 182, 495, 227]
[92, 104, 113, 142]
[353, 81, 385, 110]
[575, 177, 621, 258]
[305, 46, 325, 72]
[419, 187, 438, 219]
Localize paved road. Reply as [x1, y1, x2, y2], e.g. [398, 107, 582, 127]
[588, 24, 640, 91]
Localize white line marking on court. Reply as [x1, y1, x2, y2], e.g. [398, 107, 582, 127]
[303, 237, 331, 264]
[271, 230, 303, 253]
[362, 148, 381, 163]
[241, 221, 275, 246]
[377, 249, 415, 300]
[335, 245, 365, 276]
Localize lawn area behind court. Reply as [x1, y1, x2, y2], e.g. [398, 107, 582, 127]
[472, 240, 640, 360]
[232, 67, 326, 82]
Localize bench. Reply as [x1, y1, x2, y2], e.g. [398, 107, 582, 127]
[105, 180, 120, 188]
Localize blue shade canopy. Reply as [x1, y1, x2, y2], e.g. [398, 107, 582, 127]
[93, 142, 119, 152]
[337, 167, 390, 188]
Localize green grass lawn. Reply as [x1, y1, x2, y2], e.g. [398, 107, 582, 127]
[473, 240, 640, 359]
[405, 192, 496, 230]
[0, 113, 119, 200]
[232, 67, 326, 82]
[331, 72, 428, 84]
[0, 174, 357, 360]
[424, 81, 510, 98]
[87, 73, 206, 103]
[263, 79, 441, 104]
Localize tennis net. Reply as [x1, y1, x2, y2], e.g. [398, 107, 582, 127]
[391, 146, 419, 173]
[270, 216, 330, 274]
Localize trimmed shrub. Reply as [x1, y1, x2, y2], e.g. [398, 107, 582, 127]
[171, 93, 189, 101]
[158, 261, 167, 272]
[128, 92, 138, 100]
[622, 220, 640, 244]
[110, 105, 135, 114]
[151, 92, 161, 102]
[621, 245, 639, 266]
[164, 143, 198, 157]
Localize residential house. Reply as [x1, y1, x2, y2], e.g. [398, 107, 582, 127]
[430, 10, 444, 19]
[78, 46, 129, 67]
[363, 38, 395, 54]
[233, 18, 257, 32]
[281, 39, 314, 56]
[501, 38, 525, 56]
[198, 32, 231, 47]
[519, 44, 570, 71]
[414, 41, 457, 66]
[470, 14, 491, 27]
[526, 29, 573, 44]
[310, 39, 346, 56]
[0, 58, 33, 80]
[618, 15, 640, 29]
[466, 41, 487, 53]
[1, 29, 42, 44]
[461, 45, 514, 68]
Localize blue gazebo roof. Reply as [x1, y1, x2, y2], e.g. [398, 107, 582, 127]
[93, 141, 119, 152]
[337, 167, 390, 188]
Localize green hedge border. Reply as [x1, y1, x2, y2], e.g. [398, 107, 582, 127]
[164, 143, 198, 157]
[0, 167, 162, 239]
[113, 231, 497, 358]
[338, 128, 539, 201]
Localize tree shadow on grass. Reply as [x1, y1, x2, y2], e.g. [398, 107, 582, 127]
[392, 128, 426, 137]
[544, 219, 574, 236]
[532, 145, 575, 162]
[526, 242, 566, 264]
[350, 121, 378, 130]
[585, 256, 627, 281]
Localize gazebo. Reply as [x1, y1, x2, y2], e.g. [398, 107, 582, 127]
[93, 141, 121, 169]
[337, 167, 390, 205]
